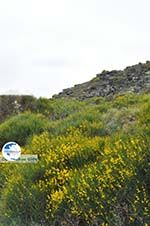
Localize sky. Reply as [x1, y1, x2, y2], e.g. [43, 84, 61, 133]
[0, 0, 150, 97]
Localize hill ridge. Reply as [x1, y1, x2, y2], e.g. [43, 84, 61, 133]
[52, 61, 150, 100]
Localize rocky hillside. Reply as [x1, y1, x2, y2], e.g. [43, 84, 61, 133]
[53, 61, 150, 100]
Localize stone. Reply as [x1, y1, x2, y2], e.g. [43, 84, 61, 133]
[52, 61, 150, 100]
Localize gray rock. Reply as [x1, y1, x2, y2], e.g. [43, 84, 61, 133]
[52, 61, 150, 100]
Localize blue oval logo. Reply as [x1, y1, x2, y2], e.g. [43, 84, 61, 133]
[2, 142, 21, 161]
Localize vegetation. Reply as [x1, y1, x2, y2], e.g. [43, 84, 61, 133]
[0, 92, 149, 226]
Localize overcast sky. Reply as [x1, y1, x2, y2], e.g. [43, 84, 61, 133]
[0, 0, 150, 97]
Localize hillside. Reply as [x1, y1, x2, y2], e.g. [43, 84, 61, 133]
[0, 95, 37, 122]
[0, 61, 150, 226]
[53, 61, 150, 99]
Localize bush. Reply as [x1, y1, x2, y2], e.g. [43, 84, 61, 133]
[0, 112, 49, 147]
[0, 93, 149, 226]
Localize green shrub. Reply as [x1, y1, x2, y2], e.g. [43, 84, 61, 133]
[48, 98, 86, 120]
[0, 112, 49, 147]
[0, 93, 149, 226]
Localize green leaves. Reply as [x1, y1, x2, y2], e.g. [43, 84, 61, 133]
[0, 92, 149, 225]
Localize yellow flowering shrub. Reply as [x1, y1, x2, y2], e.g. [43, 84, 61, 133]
[0, 92, 149, 226]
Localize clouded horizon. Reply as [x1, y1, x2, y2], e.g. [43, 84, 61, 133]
[0, 0, 150, 97]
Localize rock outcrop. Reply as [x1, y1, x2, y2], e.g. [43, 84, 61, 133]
[52, 61, 150, 100]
